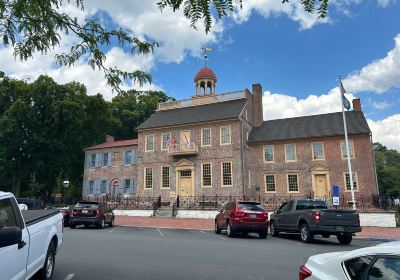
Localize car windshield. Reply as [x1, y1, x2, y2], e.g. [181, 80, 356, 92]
[238, 203, 265, 211]
[76, 202, 99, 208]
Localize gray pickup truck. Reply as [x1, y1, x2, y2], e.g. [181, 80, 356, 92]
[269, 199, 361, 244]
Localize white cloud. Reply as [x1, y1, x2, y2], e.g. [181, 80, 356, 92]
[231, 0, 329, 30]
[343, 34, 400, 94]
[371, 100, 391, 110]
[368, 115, 400, 150]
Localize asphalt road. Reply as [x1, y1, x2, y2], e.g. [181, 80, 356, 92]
[52, 226, 380, 280]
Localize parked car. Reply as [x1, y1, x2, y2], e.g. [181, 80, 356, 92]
[0, 191, 63, 280]
[46, 205, 74, 226]
[69, 201, 114, 229]
[299, 241, 400, 280]
[270, 199, 361, 244]
[215, 201, 269, 239]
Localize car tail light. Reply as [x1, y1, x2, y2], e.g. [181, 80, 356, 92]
[261, 212, 269, 220]
[299, 265, 312, 280]
[312, 212, 320, 223]
[233, 210, 245, 218]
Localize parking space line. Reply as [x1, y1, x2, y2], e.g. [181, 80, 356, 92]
[157, 228, 164, 237]
[64, 274, 75, 280]
[108, 226, 120, 233]
[200, 230, 226, 240]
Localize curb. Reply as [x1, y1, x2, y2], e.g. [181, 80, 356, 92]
[117, 224, 214, 232]
[363, 237, 400, 242]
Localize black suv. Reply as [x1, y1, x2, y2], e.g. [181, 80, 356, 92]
[69, 201, 114, 229]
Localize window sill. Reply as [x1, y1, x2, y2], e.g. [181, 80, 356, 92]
[263, 161, 275, 164]
[222, 185, 233, 188]
[160, 187, 170, 190]
[144, 188, 153, 190]
[285, 160, 297, 163]
[288, 191, 300, 193]
[312, 159, 325, 161]
[201, 185, 212, 188]
[265, 191, 277, 193]
[220, 143, 231, 146]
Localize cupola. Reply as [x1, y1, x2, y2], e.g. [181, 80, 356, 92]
[194, 67, 217, 96]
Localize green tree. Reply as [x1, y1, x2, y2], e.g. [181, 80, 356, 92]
[110, 90, 174, 139]
[157, 0, 329, 33]
[374, 142, 400, 197]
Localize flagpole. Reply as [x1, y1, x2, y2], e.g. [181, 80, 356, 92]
[338, 78, 356, 210]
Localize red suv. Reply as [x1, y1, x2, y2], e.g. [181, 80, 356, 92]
[69, 201, 114, 229]
[215, 201, 269, 239]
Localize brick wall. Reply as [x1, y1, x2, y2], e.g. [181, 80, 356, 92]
[83, 145, 138, 194]
[137, 120, 245, 200]
[248, 134, 377, 197]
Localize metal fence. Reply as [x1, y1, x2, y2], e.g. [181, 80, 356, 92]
[59, 194, 400, 213]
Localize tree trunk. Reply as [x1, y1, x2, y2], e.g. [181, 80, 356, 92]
[12, 176, 21, 197]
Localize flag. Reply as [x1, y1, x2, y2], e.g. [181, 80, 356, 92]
[340, 81, 351, 110]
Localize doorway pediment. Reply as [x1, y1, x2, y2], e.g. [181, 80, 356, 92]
[174, 159, 195, 167]
[310, 164, 329, 173]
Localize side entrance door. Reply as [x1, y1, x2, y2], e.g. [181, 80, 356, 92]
[314, 175, 328, 197]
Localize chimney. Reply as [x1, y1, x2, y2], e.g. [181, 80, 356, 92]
[252, 83, 264, 127]
[105, 135, 114, 143]
[353, 98, 362, 112]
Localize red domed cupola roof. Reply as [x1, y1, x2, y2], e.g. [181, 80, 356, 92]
[194, 67, 217, 82]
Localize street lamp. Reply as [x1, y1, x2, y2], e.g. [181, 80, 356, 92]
[63, 180, 70, 189]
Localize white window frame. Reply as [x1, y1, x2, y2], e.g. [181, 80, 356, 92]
[344, 172, 358, 192]
[124, 151, 132, 165]
[263, 145, 274, 163]
[124, 178, 131, 193]
[201, 162, 212, 187]
[201, 128, 211, 147]
[89, 180, 94, 194]
[285, 144, 297, 162]
[161, 133, 171, 150]
[144, 167, 153, 189]
[221, 161, 233, 187]
[220, 126, 231, 145]
[145, 135, 154, 152]
[265, 174, 276, 193]
[312, 142, 325, 160]
[341, 140, 355, 159]
[161, 166, 170, 189]
[90, 154, 96, 168]
[287, 173, 299, 193]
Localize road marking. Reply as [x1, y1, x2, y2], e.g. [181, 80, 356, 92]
[64, 274, 75, 280]
[295, 242, 304, 246]
[108, 226, 120, 233]
[200, 230, 226, 240]
[157, 228, 164, 237]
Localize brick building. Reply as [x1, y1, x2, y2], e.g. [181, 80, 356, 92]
[82, 67, 378, 200]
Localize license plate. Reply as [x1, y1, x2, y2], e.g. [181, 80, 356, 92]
[336, 226, 344, 231]
[82, 210, 88, 214]
[250, 214, 257, 218]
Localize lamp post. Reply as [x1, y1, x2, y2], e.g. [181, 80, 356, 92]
[62, 180, 69, 204]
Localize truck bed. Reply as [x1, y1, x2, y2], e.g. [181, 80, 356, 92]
[21, 210, 60, 226]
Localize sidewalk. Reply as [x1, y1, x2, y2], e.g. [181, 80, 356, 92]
[115, 216, 400, 240]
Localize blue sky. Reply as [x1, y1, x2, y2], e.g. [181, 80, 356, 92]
[0, 0, 399, 149]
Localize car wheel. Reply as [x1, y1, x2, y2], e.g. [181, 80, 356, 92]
[270, 222, 279, 237]
[259, 229, 268, 239]
[37, 241, 56, 280]
[300, 223, 313, 243]
[337, 233, 352, 245]
[215, 220, 221, 234]
[84, 224, 89, 229]
[97, 218, 105, 229]
[108, 218, 114, 228]
[322, 234, 330, 238]
[69, 223, 76, 229]
[226, 221, 235, 238]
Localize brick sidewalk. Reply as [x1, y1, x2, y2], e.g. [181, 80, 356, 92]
[115, 216, 400, 240]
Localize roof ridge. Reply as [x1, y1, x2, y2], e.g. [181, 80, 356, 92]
[262, 111, 360, 123]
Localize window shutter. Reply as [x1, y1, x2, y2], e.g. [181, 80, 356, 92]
[108, 152, 112, 167]
[95, 180, 100, 194]
[106, 180, 110, 194]
[123, 151, 127, 165]
[133, 178, 136, 193]
[119, 181, 124, 194]
[132, 150, 137, 164]
[95, 153, 100, 167]
[87, 155, 91, 168]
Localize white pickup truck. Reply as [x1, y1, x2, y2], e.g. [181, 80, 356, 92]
[0, 191, 63, 280]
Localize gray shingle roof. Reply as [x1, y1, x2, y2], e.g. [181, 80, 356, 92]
[137, 98, 247, 130]
[249, 111, 371, 143]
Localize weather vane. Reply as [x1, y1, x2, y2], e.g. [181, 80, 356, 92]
[201, 46, 213, 67]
